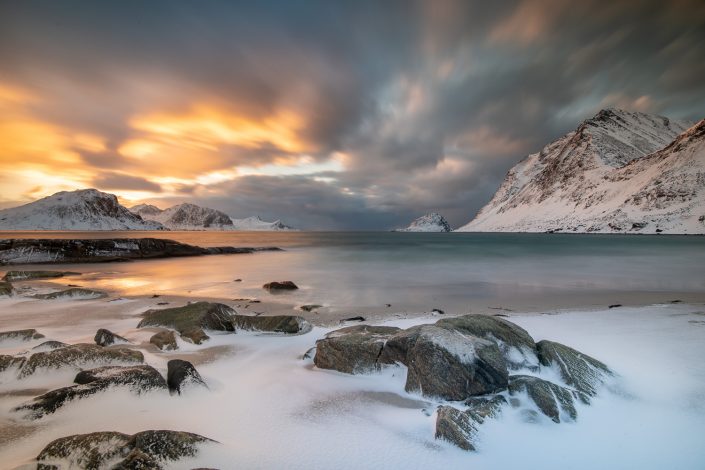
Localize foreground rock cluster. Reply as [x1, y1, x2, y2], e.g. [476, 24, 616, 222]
[312, 314, 613, 451]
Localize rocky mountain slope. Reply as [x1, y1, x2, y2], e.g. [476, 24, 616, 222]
[0, 189, 164, 231]
[395, 213, 451, 232]
[457, 109, 704, 234]
[229, 216, 295, 231]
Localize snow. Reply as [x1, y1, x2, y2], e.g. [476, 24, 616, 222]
[0, 189, 164, 231]
[395, 213, 451, 232]
[457, 110, 704, 234]
[0, 301, 703, 469]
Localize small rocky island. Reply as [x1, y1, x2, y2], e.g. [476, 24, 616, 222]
[0, 238, 281, 265]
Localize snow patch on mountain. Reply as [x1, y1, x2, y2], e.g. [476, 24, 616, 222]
[229, 216, 296, 231]
[395, 213, 451, 232]
[0, 189, 164, 231]
[131, 204, 295, 231]
[457, 109, 703, 234]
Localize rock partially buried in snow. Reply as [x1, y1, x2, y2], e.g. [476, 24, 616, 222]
[32, 287, 107, 300]
[94, 328, 129, 347]
[15, 365, 167, 419]
[150, 330, 178, 351]
[138, 302, 235, 345]
[167, 359, 207, 395]
[36, 429, 215, 469]
[314, 325, 401, 374]
[383, 325, 508, 400]
[19, 343, 144, 377]
[508, 375, 588, 423]
[2, 270, 80, 282]
[32, 340, 68, 351]
[435, 395, 507, 451]
[232, 314, 312, 334]
[262, 280, 298, 291]
[0, 280, 13, 296]
[0, 354, 26, 373]
[536, 340, 613, 396]
[0, 328, 45, 342]
[436, 314, 538, 370]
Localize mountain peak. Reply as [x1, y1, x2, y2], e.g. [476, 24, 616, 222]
[395, 213, 451, 232]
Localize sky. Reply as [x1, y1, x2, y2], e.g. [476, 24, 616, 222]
[1, 0, 704, 230]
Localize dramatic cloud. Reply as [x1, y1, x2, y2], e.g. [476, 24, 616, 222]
[1, 0, 703, 227]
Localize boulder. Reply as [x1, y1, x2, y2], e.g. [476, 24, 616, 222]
[436, 314, 538, 369]
[167, 359, 207, 395]
[138, 302, 235, 345]
[16, 365, 167, 419]
[262, 281, 298, 291]
[0, 329, 45, 342]
[383, 325, 508, 400]
[435, 395, 506, 451]
[150, 330, 178, 351]
[0, 354, 26, 373]
[536, 340, 612, 396]
[508, 375, 588, 423]
[36, 429, 215, 469]
[2, 270, 80, 282]
[32, 340, 69, 351]
[232, 314, 312, 334]
[32, 288, 107, 300]
[300, 304, 322, 312]
[314, 325, 401, 374]
[0, 280, 12, 296]
[19, 343, 144, 377]
[94, 328, 129, 347]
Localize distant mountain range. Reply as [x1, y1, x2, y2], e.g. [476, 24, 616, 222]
[457, 109, 705, 234]
[395, 213, 451, 232]
[0, 189, 295, 231]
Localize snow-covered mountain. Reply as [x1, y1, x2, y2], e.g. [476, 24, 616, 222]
[457, 109, 704, 234]
[0, 189, 164, 231]
[229, 216, 295, 231]
[131, 203, 234, 230]
[395, 213, 451, 232]
[131, 203, 295, 231]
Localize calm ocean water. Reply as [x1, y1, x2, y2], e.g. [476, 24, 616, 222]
[2, 232, 704, 310]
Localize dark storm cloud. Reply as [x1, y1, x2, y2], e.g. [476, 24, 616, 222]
[1, 0, 704, 229]
[92, 173, 163, 193]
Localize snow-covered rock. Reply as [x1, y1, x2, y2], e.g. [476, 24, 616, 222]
[457, 109, 704, 234]
[0, 189, 164, 231]
[395, 213, 451, 232]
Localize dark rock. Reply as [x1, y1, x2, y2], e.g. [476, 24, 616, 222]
[32, 288, 107, 300]
[608, 304, 622, 309]
[0, 280, 14, 296]
[36, 430, 215, 469]
[157, 301, 169, 305]
[16, 365, 167, 419]
[435, 314, 538, 370]
[382, 325, 508, 400]
[94, 328, 129, 347]
[536, 340, 612, 396]
[138, 302, 235, 345]
[19, 343, 144, 377]
[151, 294, 160, 298]
[341, 316, 365, 322]
[508, 375, 588, 423]
[0, 328, 45, 342]
[167, 359, 207, 395]
[232, 314, 312, 334]
[431, 308, 445, 315]
[300, 304, 322, 312]
[0, 354, 26, 372]
[314, 325, 401, 374]
[2, 270, 80, 282]
[0, 238, 279, 265]
[32, 340, 69, 351]
[234, 278, 242, 282]
[670, 299, 683, 304]
[435, 395, 506, 451]
[262, 281, 298, 291]
[150, 330, 178, 351]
